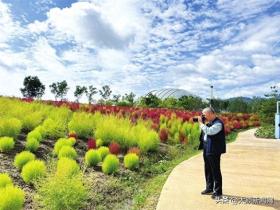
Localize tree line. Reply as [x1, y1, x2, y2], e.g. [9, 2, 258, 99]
[19, 76, 280, 124]
[20, 76, 136, 105]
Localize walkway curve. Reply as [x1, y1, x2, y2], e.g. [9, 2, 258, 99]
[156, 129, 280, 210]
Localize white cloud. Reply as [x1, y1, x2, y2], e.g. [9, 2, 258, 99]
[0, 1, 22, 44]
[0, 0, 280, 101]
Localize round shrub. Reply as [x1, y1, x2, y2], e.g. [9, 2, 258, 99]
[87, 138, 96, 150]
[0, 137, 15, 152]
[34, 125, 44, 134]
[102, 154, 119, 175]
[36, 173, 88, 210]
[127, 147, 141, 156]
[124, 153, 139, 170]
[96, 138, 103, 147]
[54, 138, 75, 155]
[0, 118, 22, 138]
[27, 130, 42, 142]
[68, 137, 76, 145]
[56, 158, 80, 178]
[0, 186, 25, 210]
[97, 146, 109, 160]
[58, 146, 78, 160]
[41, 118, 66, 139]
[85, 149, 101, 167]
[14, 151, 36, 170]
[68, 112, 94, 139]
[21, 160, 46, 184]
[138, 131, 160, 153]
[25, 137, 40, 152]
[21, 111, 44, 132]
[109, 142, 121, 155]
[0, 173, 13, 188]
[68, 131, 77, 139]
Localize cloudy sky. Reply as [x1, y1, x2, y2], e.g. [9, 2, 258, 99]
[0, 0, 280, 101]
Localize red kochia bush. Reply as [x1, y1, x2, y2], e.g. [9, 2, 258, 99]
[127, 147, 141, 156]
[109, 142, 121, 155]
[87, 138, 96, 150]
[159, 128, 168, 143]
[179, 132, 187, 144]
[68, 131, 77, 139]
[233, 121, 241, 129]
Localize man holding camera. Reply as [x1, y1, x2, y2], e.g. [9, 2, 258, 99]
[196, 107, 226, 199]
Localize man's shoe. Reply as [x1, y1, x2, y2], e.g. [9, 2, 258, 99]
[201, 189, 213, 195]
[211, 193, 222, 199]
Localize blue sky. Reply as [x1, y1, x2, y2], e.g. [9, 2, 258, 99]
[0, 0, 280, 101]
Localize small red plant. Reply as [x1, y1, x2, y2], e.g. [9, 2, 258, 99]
[68, 131, 77, 139]
[151, 123, 159, 131]
[109, 142, 121, 155]
[159, 128, 168, 143]
[127, 147, 141, 156]
[179, 132, 186, 144]
[87, 138, 96, 150]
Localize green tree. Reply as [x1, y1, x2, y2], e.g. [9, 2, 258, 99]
[227, 97, 249, 113]
[258, 86, 280, 124]
[20, 76, 45, 99]
[211, 99, 229, 113]
[159, 97, 178, 109]
[122, 92, 136, 106]
[49, 80, 69, 100]
[258, 98, 277, 124]
[86, 85, 98, 104]
[99, 85, 112, 101]
[139, 93, 161, 107]
[177, 95, 205, 111]
[112, 94, 121, 104]
[74, 86, 87, 102]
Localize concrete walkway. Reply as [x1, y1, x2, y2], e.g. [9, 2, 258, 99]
[156, 129, 280, 210]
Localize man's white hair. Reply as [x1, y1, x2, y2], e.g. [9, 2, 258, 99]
[202, 107, 216, 114]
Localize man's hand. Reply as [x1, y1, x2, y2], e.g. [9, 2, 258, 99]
[197, 116, 203, 124]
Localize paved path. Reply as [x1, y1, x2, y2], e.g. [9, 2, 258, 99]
[156, 129, 280, 210]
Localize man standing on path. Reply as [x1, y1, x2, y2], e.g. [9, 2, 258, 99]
[197, 107, 226, 199]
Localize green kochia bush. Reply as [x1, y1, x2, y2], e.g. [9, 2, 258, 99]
[58, 146, 78, 160]
[187, 123, 200, 147]
[41, 118, 67, 139]
[0, 186, 25, 210]
[85, 149, 101, 167]
[94, 115, 132, 146]
[27, 130, 43, 142]
[21, 111, 44, 132]
[124, 153, 139, 170]
[54, 138, 75, 155]
[94, 115, 160, 152]
[102, 154, 119, 175]
[0, 118, 22, 138]
[25, 137, 40, 152]
[21, 160, 46, 184]
[97, 146, 110, 160]
[68, 112, 98, 139]
[56, 158, 80, 178]
[96, 138, 103, 147]
[135, 125, 160, 153]
[14, 151, 36, 170]
[0, 173, 13, 188]
[35, 172, 88, 210]
[0, 137, 15, 152]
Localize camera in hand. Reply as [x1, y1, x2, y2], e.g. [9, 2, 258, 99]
[192, 115, 206, 123]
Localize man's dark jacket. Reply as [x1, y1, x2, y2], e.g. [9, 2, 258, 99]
[198, 117, 226, 155]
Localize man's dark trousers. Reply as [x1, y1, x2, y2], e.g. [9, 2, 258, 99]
[203, 146, 222, 194]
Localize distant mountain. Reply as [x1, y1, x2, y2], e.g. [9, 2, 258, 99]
[226, 97, 254, 103]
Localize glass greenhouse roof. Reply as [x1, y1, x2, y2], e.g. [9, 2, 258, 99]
[146, 88, 195, 99]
